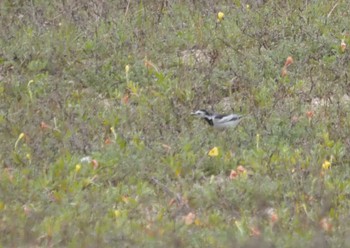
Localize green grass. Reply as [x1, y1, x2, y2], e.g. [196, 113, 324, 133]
[1, 0, 350, 247]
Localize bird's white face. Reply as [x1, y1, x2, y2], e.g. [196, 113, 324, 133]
[191, 110, 208, 118]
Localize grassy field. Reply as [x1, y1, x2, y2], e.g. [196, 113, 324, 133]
[1, 0, 350, 247]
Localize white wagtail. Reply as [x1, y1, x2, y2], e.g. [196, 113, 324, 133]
[191, 109, 244, 129]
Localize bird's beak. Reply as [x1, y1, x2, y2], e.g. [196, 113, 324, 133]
[191, 112, 196, 116]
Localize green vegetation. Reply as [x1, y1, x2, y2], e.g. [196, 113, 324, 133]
[1, 0, 350, 247]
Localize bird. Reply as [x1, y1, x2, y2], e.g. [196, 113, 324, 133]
[191, 109, 244, 129]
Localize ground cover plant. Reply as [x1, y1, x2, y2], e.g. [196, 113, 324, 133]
[1, 0, 350, 247]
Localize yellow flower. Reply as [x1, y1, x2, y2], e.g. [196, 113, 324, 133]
[208, 147, 219, 157]
[217, 12, 224, 22]
[0, 201, 5, 211]
[175, 167, 181, 177]
[194, 218, 201, 226]
[75, 164, 81, 172]
[322, 160, 331, 170]
[114, 210, 121, 218]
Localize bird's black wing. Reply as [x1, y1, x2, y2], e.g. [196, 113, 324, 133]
[203, 117, 214, 126]
[214, 114, 242, 123]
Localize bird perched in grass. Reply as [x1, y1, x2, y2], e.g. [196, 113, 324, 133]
[191, 109, 244, 129]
